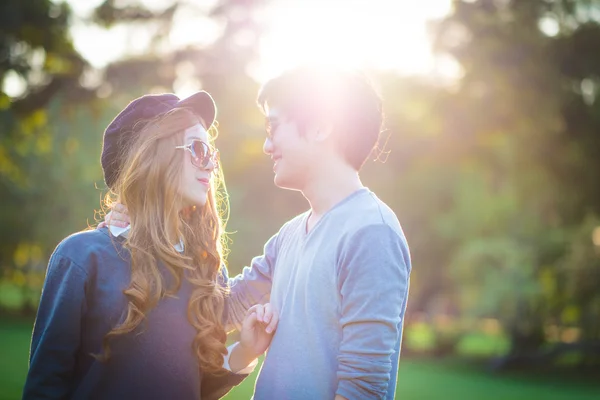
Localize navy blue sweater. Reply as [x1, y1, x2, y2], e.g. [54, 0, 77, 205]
[22, 227, 245, 400]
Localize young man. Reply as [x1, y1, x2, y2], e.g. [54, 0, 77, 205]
[226, 67, 411, 399]
[108, 67, 411, 399]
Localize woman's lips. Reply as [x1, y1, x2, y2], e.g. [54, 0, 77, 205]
[197, 178, 209, 186]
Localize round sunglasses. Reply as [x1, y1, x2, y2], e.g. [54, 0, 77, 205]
[175, 140, 220, 169]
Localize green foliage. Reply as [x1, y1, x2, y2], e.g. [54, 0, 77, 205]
[0, 97, 118, 313]
[396, 0, 600, 356]
[0, 0, 90, 116]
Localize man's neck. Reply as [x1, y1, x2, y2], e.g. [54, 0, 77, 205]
[301, 162, 363, 221]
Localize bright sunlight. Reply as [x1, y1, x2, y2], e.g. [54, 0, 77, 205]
[69, 0, 453, 81]
[255, 0, 453, 81]
[4, 0, 454, 98]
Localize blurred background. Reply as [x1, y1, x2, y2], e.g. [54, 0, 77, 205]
[1, 0, 600, 399]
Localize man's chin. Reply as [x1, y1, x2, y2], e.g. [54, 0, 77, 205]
[274, 174, 301, 191]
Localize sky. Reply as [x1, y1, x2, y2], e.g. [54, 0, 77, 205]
[5, 0, 457, 97]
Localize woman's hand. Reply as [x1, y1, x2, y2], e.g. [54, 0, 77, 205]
[240, 303, 278, 357]
[228, 303, 278, 373]
[98, 203, 130, 229]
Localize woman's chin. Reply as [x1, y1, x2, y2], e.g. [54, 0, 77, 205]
[181, 196, 207, 211]
[192, 197, 207, 207]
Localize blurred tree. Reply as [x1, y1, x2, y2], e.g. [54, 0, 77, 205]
[0, 0, 91, 117]
[428, 0, 600, 364]
[0, 101, 114, 312]
[0, 0, 95, 312]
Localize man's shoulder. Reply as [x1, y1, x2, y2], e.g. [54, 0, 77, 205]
[334, 189, 403, 235]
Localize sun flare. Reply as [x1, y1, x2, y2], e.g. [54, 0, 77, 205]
[254, 0, 453, 82]
[60, 0, 455, 100]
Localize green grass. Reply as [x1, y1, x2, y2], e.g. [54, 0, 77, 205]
[221, 358, 600, 400]
[393, 359, 600, 400]
[2, 319, 598, 400]
[0, 318, 32, 400]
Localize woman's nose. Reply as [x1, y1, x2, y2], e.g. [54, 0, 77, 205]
[263, 137, 274, 155]
[203, 149, 219, 172]
[203, 156, 216, 172]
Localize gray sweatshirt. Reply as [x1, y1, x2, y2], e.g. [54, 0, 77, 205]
[228, 188, 411, 399]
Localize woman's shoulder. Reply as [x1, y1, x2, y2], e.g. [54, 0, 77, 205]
[52, 227, 125, 271]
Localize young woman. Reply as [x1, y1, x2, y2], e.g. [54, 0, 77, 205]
[23, 92, 276, 400]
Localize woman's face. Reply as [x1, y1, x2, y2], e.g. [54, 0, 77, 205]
[178, 123, 216, 208]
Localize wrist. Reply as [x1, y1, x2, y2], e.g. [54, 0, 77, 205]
[229, 342, 259, 373]
[238, 340, 261, 359]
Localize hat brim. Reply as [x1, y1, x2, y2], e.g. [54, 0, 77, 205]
[176, 91, 217, 130]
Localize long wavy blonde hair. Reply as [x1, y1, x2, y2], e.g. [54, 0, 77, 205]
[99, 107, 230, 374]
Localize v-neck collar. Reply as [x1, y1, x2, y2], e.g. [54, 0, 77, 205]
[302, 187, 369, 238]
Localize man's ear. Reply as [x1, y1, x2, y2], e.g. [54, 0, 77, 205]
[314, 123, 334, 142]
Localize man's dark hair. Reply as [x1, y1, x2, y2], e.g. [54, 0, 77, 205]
[257, 66, 383, 170]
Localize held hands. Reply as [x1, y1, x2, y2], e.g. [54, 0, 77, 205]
[98, 203, 130, 229]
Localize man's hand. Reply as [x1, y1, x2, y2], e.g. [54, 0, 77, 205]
[98, 203, 130, 229]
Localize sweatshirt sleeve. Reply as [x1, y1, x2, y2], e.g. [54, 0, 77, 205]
[336, 224, 410, 399]
[22, 252, 89, 399]
[224, 231, 279, 332]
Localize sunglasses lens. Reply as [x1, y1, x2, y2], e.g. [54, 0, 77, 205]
[190, 141, 209, 167]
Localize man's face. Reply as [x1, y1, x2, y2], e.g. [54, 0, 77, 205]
[263, 107, 313, 191]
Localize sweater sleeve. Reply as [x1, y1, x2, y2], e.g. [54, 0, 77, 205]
[224, 231, 279, 332]
[336, 224, 410, 399]
[22, 252, 89, 399]
[200, 369, 248, 400]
